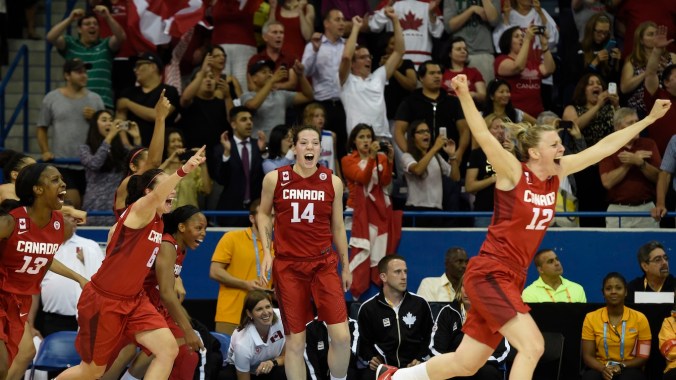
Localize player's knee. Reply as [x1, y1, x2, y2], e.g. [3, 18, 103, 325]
[157, 340, 179, 361]
[87, 364, 107, 379]
[328, 329, 350, 350]
[520, 336, 545, 363]
[285, 335, 306, 355]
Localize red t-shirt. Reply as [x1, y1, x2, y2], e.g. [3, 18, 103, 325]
[494, 54, 544, 117]
[274, 5, 306, 62]
[211, 0, 263, 46]
[97, 3, 139, 58]
[643, 86, 676, 156]
[0, 208, 64, 295]
[481, 163, 559, 271]
[598, 138, 662, 203]
[441, 67, 484, 97]
[91, 204, 164, 298]
[273, 165, 335, 259]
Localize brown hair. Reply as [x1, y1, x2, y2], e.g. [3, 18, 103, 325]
[237, 290, 278, 331]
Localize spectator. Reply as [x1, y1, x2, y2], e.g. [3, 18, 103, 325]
[0, 151, 36, 203]
[37, 58, 105, 209]
[263, 125, 295, 174]
[394, 61, 469, 163]
[321, 0, 371, 39]
[302, 9, 348, 158]
[658, 299, 676, 380]
[79, 110, 137, 226]
[443, 0, 500, 83]
[248, 21, 299, 91]
[178, 51, 231, 179]
[116, 52, 180, 146]
[209, 200, 274, 335]
[206, 45, 243, 107]
[357, 255, 434, 379]
[621, 22, 676, 119]
[579, 13, 621, 84]
[303, 103, 341, 175]
[643, 25, 676, 156]
[416, 247, 468, 302]
[380, 32, 417, 125]
[304, 317, 360, 380]
[46, 7, 125, 110]
[612, 0, 676, 59]
[653, 135, 676, 224]
[627, 241, 675, 304]
[339, 10, 403, 140]
[268, 0, 315, 62]
[482, 79, 536, 126]
[599, 107, 661, 228]
[581, 272, 650, 380]
[571, 0, 612, 42]
[430, 285, 511, 380]
[402, 120, 459, 227]
[494, 25, 555, 118]
[241, 59, 313, 137]
[465, 114, 514, 227]
[369, 0, 443, 69]
[521, 249, 587, 303]
[562, 73, 618, 227]
[214, 107, 266, 227]
[211, 0, 264, 89]
[440, 37, 486, 105]
[159, 129, 212, 209]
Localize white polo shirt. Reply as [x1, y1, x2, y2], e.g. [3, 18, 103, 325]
[340, 66, 391, 138]
[226, 310, 285, 373]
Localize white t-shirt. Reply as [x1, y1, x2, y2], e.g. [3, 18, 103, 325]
[340, 66, 391, 138]
[226, 310, 285, 373]
[319, 130, 336, 173]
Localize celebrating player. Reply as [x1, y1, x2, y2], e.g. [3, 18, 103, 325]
[376, 76, 671, 380]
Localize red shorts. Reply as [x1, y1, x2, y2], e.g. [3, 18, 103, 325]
[0, 291, 31, 364]
[75, 283, 168, 366]
[462, 255, 530, 348]
[273, 253, 347, 334]
[146, 286, 185, 339]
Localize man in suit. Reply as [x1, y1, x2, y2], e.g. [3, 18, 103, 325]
[215, 106, 266, 226]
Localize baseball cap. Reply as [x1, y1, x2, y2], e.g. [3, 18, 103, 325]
[248, 59, 275, 76]
[131, 51, 164, 71]
[63, 58, 92, 73]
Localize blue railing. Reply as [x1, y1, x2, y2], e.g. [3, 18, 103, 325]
[44, 0, 79, 94]
[0, 45, 30, 152]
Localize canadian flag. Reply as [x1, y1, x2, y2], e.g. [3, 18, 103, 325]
[127, 0, 206, 48]
[348, 160, 402, 299]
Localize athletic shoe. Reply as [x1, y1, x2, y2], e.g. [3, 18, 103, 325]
[376, 364, 399, 380]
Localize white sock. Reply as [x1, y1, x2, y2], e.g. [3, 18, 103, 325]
[120, 371, 141, 380]
[329, 374, 347, 380]
[392, 363, 431, 380]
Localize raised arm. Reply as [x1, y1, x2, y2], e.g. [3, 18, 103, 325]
[46, 8, 84, 51]
[299, 1, 315, 41]
[645, 25, 673, 96]
[383, 7, 404, 79]
[339, 16, 363, 86]
[94, 5, 125, 51]
[497, 27, 535, 76]
[561, 100, 671, 177]
[143, 92, 170, 171]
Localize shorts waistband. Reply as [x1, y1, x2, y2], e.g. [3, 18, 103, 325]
[90, 281, 144, 301]
[476, 252, 528, 277]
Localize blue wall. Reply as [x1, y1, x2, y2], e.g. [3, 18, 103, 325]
[76, 228, 676, 303]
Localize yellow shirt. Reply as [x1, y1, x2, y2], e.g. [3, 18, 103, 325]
[659, 316, 676, 372]
[581, 306, 651, 364]
[211, 228, 274, 324]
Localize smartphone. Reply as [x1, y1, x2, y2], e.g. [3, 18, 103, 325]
[179, 151, 193, 161]
[608, 82, 617, 95]
[558, 120, 574, 130]
[535, 25, 546, 35]
[439, 127, 447, 138]
[604, 39, 617, 51]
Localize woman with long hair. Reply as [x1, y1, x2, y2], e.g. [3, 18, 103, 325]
[441, 36, 486, 104]
[483, 79, 536, 127]
[303, 103, 341, 177]
[581, 273, 650, 380]
[0, 150, 36, 202]
[621, 21, 676, 118]
[80, 110, 138, 225]
[579, 13, 620, 83]
[375, 75, 670, 380]
[0, 163, 88, 379]
[263, 124, 294, 174]
[224, 290, 286, 380]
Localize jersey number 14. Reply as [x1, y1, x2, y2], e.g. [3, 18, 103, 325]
[290, 202, 315, 223]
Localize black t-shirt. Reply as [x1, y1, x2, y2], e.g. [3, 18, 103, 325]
[467, 148, 496, 211]
[627, 274, 676, 304]
[384, 59, 415, 120]
[395, 89, 465, 144]
[120, 83, 180, 146]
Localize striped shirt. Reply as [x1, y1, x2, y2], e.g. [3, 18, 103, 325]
[61, 35, 115, 109]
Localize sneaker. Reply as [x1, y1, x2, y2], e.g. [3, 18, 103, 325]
[376, 364, 399, 380]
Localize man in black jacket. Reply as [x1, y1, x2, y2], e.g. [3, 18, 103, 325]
[356, 255, 433, 380]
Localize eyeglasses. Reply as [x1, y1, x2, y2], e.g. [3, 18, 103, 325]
[415, 130, 431, 135]
[646, 255, 669, 264]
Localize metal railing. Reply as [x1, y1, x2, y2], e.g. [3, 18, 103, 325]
[0, 45, 30, 152]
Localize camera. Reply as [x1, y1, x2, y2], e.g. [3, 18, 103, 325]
[379, 141, 390, 152]
[534, 25, 546, 35]
[118, 121, 130, 131]
[558, 120, 574, 130]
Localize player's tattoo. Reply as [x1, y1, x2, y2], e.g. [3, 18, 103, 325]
[265, 225, 272, 249]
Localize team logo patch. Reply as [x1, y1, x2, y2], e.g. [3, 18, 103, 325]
[18, 218, 27, 231]
[524, 171, 532, 185]
[317, 341, 325, 350]
[383, 318, 390, 327]
[319, 173, 327, 181]
[53, 221, 61, 230]
[402, 312, 416, 328]
[283, 171, 290, 181]
[255, 347, 262, 354]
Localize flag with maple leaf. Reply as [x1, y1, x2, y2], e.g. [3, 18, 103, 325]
[399, 10, 424, 31]
[374, 0, 441, 15]
[127, 0, 207, 48]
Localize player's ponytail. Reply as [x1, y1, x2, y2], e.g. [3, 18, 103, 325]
[164, 205, 201, 235]
[504, 122, 556, 161]
[126, 168, 164, 206]
[0, 199, 21, 214]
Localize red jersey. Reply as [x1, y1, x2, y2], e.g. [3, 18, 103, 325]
[494, 54, 544, 117]
[0, 208, 64, 295]
[273, 166, 335, 259]
[143, 233, 186, 292]
[91, 204, 164, 298]
[481, 163, 559, 271]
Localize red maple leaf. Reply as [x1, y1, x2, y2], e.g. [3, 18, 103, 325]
[399, 11, 423, 31]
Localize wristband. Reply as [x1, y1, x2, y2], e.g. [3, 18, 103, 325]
[272, 359, 279, 367]
[177, 166, 188, 178]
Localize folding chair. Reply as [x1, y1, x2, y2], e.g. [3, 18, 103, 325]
[210, 332, 231, 366]
[533, 331, 565, 380]
[29, 331, 80, 380]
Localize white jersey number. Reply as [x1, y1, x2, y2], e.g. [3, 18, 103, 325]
[15, 256, 49, 275]
[525, 207, 554, 230]
[146, 247, 160, 268]
[290, 202, 315, 223]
